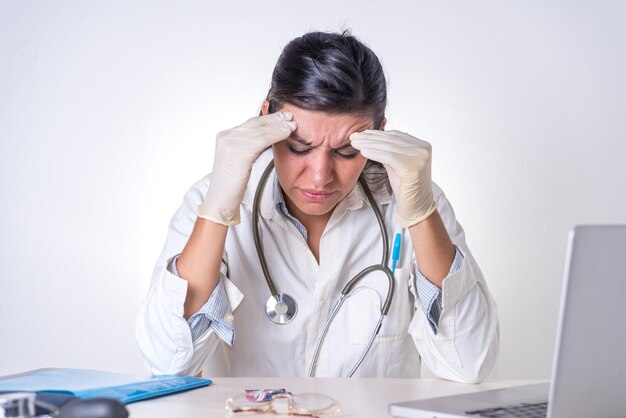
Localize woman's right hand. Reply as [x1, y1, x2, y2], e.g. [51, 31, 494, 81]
[197, 112, 296, 225]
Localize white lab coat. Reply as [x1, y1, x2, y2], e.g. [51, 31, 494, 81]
[136, 149, 499, 382]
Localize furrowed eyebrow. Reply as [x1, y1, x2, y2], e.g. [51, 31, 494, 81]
[287, 132, 356, 151]
[288, 132, 312, 146]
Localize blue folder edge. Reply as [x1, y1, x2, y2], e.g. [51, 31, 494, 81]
[0, 368, 213, 405]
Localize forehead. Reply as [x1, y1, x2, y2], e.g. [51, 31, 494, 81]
[281, 104, 374, 147]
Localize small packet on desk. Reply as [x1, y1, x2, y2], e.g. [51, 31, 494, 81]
[245, 388, 289, 402]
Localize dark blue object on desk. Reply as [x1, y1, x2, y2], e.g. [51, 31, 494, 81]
[0, 391, 128, 418]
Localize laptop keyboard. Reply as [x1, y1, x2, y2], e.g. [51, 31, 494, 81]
[465, 401, 548, 417]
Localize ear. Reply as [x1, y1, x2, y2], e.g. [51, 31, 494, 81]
[379, 117, 387, 130]
[261, 100, 270, 116]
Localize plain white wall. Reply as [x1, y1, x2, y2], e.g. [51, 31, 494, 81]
[1, 0, 624, 379]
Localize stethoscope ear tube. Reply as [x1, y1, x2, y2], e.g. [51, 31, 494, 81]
[341, 264, 395, 316]
[358, 174, 390, 267]
[356, 174, 395, 316]
[346, 314, 385, 378]
[308, 176, 397, 377]
[253, 160, 397, 374]
[252, 160, 280, 298]
[307, 294, 347, 377]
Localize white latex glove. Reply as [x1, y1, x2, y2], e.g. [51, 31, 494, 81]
[197, 112, 296, 225]
[350, 130, 437, 228]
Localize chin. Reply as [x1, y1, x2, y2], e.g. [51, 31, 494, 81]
[291, 197, 339, 217]
[298, 202, 336, 216]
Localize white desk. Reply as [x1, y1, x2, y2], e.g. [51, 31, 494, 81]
[127, 377, 540, 417]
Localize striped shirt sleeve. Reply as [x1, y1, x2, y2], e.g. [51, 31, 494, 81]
[414, 247, 464, 335]
[169, 255, 235, 345]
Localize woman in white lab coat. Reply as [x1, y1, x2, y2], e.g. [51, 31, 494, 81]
[136, 31, 499, 383]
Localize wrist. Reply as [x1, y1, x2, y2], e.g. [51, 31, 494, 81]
[198, 176, 248, 226]
[398, 200, 437, 228]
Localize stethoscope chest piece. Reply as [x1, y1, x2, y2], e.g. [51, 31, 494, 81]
[266, 293, 298, 324]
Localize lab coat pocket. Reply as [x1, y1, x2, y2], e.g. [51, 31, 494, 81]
[347, 268, 412, 344]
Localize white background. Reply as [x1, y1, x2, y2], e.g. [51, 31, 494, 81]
[1, 0, 624, 380]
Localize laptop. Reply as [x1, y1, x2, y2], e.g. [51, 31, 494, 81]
[389, 225, 626, 418]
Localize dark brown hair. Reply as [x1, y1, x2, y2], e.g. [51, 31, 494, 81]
[265, 31, 387, 129]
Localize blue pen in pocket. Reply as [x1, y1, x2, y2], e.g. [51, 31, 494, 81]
[391, 233, 401, 276]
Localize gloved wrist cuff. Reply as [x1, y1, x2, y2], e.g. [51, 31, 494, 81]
[400, 201, 438, 228]
[196, 204, 241, 226]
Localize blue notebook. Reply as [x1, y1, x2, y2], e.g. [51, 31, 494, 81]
[0, 368, 212, 404]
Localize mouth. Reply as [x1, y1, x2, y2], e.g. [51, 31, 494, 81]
[299, 189, 335, 202]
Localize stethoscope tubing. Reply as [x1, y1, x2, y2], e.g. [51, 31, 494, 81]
[252, 159, 396, 376]
[252, 160, 281, 297]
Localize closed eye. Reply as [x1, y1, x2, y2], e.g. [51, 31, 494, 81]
[288, 146, 359, 159]
[334, 149, 359, 160]
[288, 145, 312, 155]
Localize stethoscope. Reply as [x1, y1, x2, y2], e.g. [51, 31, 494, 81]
[252, 160, 396, 377]
[0, 391, 128, 418]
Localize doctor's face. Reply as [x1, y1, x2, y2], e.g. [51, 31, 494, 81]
[266, 103, 373, 222]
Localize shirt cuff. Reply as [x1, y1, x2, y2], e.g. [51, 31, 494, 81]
[414, 247, 464, 335]
[169, 255, 235, 345]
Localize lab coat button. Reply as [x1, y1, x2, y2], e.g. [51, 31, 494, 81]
[224, 313, 234, 322]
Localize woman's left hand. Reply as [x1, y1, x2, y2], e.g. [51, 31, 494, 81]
[350, 130, 437, 227]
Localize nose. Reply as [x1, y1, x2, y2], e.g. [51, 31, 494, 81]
[307, 152, 334, 188]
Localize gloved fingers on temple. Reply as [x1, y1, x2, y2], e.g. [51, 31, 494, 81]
[356, 148, 396, 166]
[240, 112, 293, 128]
[254, 123, 297, 146]
[351, 130, 430, 148]
[350, 130, 398, 142]
[350, 137, 419, 155]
